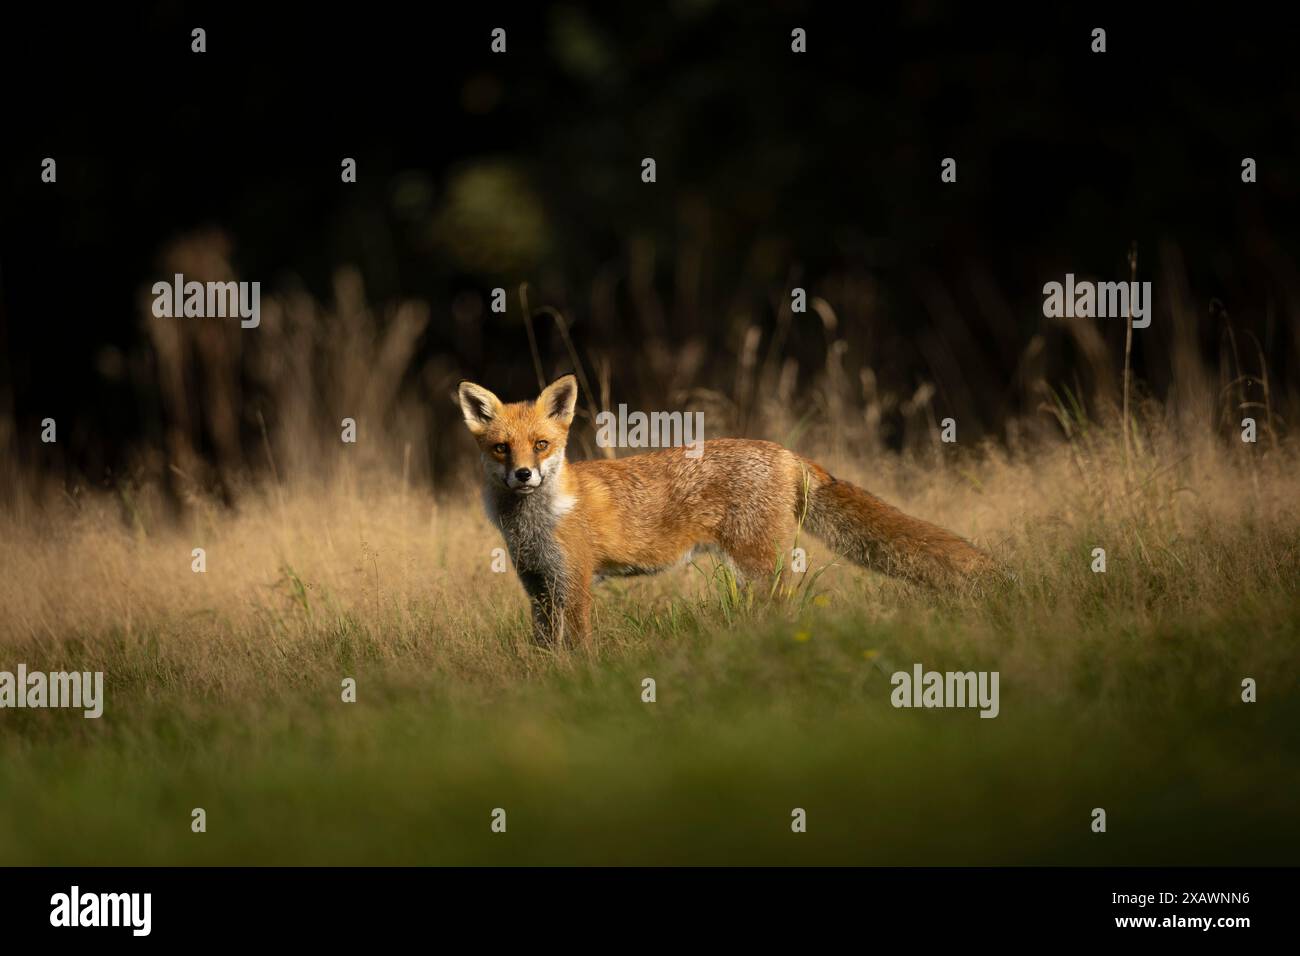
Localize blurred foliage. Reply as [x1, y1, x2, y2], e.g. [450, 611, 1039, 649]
[2, 2, 1298, 492]
[431, 162, 550, 274]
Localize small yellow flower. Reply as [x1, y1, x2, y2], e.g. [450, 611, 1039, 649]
[862, 649, 880, 661]
[813, 595, 830, 608]
[793, 631, 812, 643]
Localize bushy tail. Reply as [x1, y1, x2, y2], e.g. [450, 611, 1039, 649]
[796, 456, 994, 586]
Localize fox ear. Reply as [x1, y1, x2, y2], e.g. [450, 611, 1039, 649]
[537, 374, 578, 426]
[458, 381, 502, 434]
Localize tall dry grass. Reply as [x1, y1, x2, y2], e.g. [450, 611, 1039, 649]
[2, 232, 1296, 682]
[1, 378, 1295, 699]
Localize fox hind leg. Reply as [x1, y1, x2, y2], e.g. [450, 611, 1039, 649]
[716, 516, 800, 594]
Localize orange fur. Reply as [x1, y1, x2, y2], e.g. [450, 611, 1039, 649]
[459, 376, 992, 646]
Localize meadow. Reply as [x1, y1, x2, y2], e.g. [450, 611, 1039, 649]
[2, 391, 1297, 864]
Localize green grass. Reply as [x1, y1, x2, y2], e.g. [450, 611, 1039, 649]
[2, 533, 1297, 866]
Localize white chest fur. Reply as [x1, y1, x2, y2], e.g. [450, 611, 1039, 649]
[487, 486, 569, 577]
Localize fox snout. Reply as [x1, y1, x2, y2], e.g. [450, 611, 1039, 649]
[506, 464, 543, 493]
[481, 442, 552, 494]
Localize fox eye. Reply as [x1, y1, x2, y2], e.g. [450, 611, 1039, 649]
[492, 443, 509, 455]
[534, 439, 549, 452]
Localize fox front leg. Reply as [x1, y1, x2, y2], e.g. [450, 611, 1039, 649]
[519, 570, 591, 647]
[518, 570, 564, 645]
[559, 575, 592, 647]
[529, 591, 566, 646]
[536, 583, 593, 647]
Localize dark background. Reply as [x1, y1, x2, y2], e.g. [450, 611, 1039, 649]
[2, 1, 1298, 491]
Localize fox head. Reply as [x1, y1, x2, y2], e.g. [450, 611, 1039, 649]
[457, 375, 579, 495]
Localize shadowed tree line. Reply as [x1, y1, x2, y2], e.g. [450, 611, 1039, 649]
[1, 2, 1297, 510]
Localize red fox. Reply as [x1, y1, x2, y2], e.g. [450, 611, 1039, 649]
[458, 375, 994, 645]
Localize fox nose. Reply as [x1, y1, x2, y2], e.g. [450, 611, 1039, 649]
[514, 467, 532, 481]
